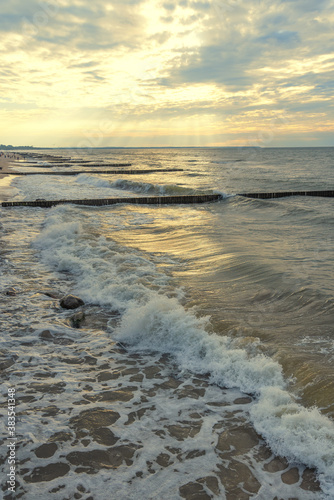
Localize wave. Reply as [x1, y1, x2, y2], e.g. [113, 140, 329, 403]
[76, 173, 116, 189]
[32, 205, 334, 498]
[212, 159, 245, 164]
[75, 175, 216, 197]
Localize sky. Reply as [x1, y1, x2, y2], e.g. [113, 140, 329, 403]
[0, 0, 333, 148]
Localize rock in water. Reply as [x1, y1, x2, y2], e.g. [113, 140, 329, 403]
[70, 311, 86, 328]
[60, 295, 84, 310]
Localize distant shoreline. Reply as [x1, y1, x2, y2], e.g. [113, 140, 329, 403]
[2, 146, 262, 150]
[2, 145, 333, 150]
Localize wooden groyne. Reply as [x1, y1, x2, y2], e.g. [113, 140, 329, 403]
[3, 190, 332, 209]
[239, 190, 334, 199]
[2, 194, 221, 208]
[10, 168, 183, 176]
[14, 162, 132, 167]
[60, 163, 132, 167]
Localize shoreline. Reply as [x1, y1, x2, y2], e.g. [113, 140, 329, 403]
[0, 152, 22, 202]
[0, 152, 21, 178]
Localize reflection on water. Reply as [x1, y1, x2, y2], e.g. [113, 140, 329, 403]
[109, 196, 334, 415]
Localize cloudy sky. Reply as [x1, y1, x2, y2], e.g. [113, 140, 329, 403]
[0, 0, 333, 147]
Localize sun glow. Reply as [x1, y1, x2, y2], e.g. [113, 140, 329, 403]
[0, 0, 333, 146]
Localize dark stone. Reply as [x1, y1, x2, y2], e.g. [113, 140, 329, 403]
[281, 467, 300, 485]
[34, 371, 56, 379]
[42, 290, 59, 299]
[167, 423, 201, 440]
[84, 355, 97, 365]
[59, 356, 83, 364]
[0, 358, 16, 370]
[34, 443, 58, 458]
[185, 450, 206, 460]
[41, 405, 59, 417]
[24, 463, 70, 483]
[263, 456, 289, 473]
[198, 476, 221, 496]
[48, 432, 73, 443]
[300, 468, 321, 492]
[234, 397, 253, 404]
[217, 460, 261, 496]
[60, 295, 84, 309]
[53, 337, 74, 345]
[67, 445, 139, 471]
[125, 407, 152, 426]
[70, 311, 85, 328]
[69, 408, 120, 431]
[156, 453, 173, 467]
[97, 371, 120, 382]
[27, 382, 66, 394]
[91, 428, 119, 446]
[216, 425, 260, 455]
[176, 385, 206, 399]
[84, 389, 134, 403]
[143, 366, 162, 379]
[179, 481, 211, 500]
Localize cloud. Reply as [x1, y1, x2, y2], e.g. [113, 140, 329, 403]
[0, 0, 333, 146]
[0, 1, 148, 53]
[257, 30, 300, 45]
[68, 61, 99, 69]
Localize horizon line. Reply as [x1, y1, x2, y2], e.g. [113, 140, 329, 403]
[2, 145, 334, 150]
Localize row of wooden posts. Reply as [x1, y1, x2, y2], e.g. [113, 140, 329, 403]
[2, 154, 333, 207]
[10, 168, 183, 176]
[2, 191, 334, 208]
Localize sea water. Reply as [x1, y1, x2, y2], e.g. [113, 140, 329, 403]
[0, 147, 333, 499]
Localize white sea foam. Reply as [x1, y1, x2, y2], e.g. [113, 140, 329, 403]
[93, 177, 212, 196]
[114, 297, 286, 393]
[31, 204, 334, 497]
[109, 178, 192, 195]
[75, 173, 119, 189]
[252, 387, 334, 495]
[0, 175, 19, 201]
[115, 299, 334, 497]
[11, 173, 219, 202]
[11, 174, 134, 201]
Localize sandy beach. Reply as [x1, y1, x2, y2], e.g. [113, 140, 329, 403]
[0, 153, 19, 178]
[0, 153, 21, 201]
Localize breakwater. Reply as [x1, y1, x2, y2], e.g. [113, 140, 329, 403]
[9, 168, 183, 176]
[2, 194, 222, 208]
[239, 190, 334, 199]
[3, 191, 334, 209]
[15, 163, 132, 167]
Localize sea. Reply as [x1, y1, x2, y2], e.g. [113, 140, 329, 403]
[0, 146, 333, 500]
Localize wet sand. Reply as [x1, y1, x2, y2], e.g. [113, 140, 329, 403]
[0, 154, 20, 178]
[0, 153, 23, 201]
[0, 306, 321, 499]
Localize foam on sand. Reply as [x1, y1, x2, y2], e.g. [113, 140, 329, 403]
[30, 204, 334, 497]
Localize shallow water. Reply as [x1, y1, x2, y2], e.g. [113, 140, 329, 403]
[1, 147, 333, 499]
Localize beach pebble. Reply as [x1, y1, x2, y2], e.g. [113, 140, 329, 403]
[42, 290, 59, 299]
[60, 294, 84, 309]
[34, 443, 58, 459]
[40, 330, 53, 340]
[70, 310, 85, 328]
